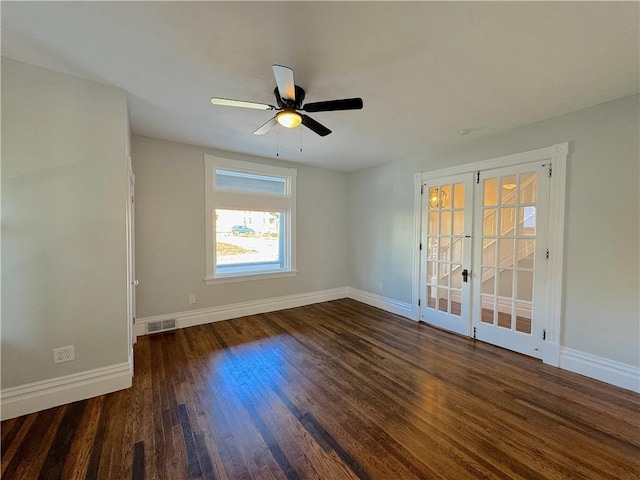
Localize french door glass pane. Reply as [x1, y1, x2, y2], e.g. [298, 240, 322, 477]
[516, 271, 534, 301]
[441, 185, 452, 207]
[518, 206, 536, 235]
[520, 173, 537, 203]
[482, 240, 496, 265]
[440, 211, 452, 235]
[451, 265, 463, 289]
[483, 209, 497, 235]
[517, 239, 535, 268]
[452, 211, 464, 235]
[481, 268, 495, 294]
[516, 304, 533, 334]
[481, 296, 495, 324]
[438, 289, 449, 312]
[500, 176, 517, 205]
[427, 286, 436, 308]
[500, 208, 516, 236]
[453, 183, 465, 208]
[484, 178, 498, 206]
[479, 170, 539, 336]
[498, 239, 515, 267]
[498, 270, 514, 298]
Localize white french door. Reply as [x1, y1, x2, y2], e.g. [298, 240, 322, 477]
[419, 173, 474, 336]
[418, 160, 553, 359]
[471, 162, 550, 358]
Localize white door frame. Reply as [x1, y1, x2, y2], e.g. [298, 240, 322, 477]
[126, 156, 136, 376]
[412, 142, 568, 366]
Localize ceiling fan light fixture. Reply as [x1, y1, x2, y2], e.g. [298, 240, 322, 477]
[276, 111, 302, 128]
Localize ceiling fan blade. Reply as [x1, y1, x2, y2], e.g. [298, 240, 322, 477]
[211, 97, 275, 110]
[303, 98, 363, 113]
[253, 117, 278, 135]
[301, 115, 331, 137]
[272, 65, 296, 102]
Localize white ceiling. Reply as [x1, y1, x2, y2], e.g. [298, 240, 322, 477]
[2, 2, 638, 171]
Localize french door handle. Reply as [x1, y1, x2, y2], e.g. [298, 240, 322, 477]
[462, 269, 470, 283]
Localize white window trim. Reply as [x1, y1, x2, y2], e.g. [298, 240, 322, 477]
[204, 155, 297, 285]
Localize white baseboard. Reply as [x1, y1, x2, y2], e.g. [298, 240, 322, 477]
[1, 363, 132, 420]
[559, 347, 640, 393]
[136, 287, 349, 335]
[346, 287, 415, 320]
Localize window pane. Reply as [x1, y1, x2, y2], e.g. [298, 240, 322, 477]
[215, 209, 283, 270]
[450, 264, 462, 289]
[441, 185, 452, 209]
[453, 183, 465, 209]
[498, 269, 514, 298]
[481, 296, 495, 324]
[517, 239, 535, 269]
[499, 239, 515, 268]
[518, 206, 536, 236]
[516, 271, 534, 301]
[516, 304, 532, 334]
[500, 176, 517, 205]
[450, 238, 463, 263]
[427, 286, 436, 309]
[452, 211, 464, 235]
[216, 170, 286, 195]
[438, 289, 449, 313]
[481, 268, 495, 294]
[520, 173, 537, 204]
[440, 211, 451, 235]
[484, 178, 498, 206]
[483, 209, 497, 236]
[500, 207, 516, 236]
[482, 239, 496, 266]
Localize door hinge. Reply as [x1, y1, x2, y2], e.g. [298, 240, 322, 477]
[133, 316, 136, 324]
[548, 163, 553, 178]
[421, 185, 424, 195]
[546, 249, 550, 259]
[473, 326, 477, 339]
[418, 298, 421, 306]
[543, 329, 546, 341]
[476, 171, 480, 184]
[419, 242, 422, 251]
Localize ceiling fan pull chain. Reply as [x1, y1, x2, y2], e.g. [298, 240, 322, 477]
[300, 128, 303, 153]
[276, 128, 280, 157]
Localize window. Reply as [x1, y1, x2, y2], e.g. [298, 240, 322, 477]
[204, 155, 297, 284]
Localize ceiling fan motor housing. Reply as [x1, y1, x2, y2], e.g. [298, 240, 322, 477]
[274, 86, 306, 109]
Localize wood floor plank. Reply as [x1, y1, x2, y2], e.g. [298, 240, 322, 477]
[2, 299, 639, 479]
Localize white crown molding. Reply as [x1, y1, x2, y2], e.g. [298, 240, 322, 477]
[1, 363, 131, 421]
[559, 347, 640, 393]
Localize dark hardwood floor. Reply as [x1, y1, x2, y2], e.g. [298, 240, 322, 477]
[2, 299, 639, 479]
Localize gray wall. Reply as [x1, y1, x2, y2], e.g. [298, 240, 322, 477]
[131, 135, 349, 318]
[348, 94, 640, 367]
[1, 58, 130, 388]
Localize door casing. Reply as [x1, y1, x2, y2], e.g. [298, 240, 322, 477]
[412, 143, 568, 366]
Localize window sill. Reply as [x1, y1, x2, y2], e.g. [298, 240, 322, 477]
[204, 270, 298, 286]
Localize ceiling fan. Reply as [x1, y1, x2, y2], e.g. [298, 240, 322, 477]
[210, 65, 363, 137]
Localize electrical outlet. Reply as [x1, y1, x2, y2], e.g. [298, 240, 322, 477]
[53, 345, 75, 364]
[188, 294, 196, 304]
